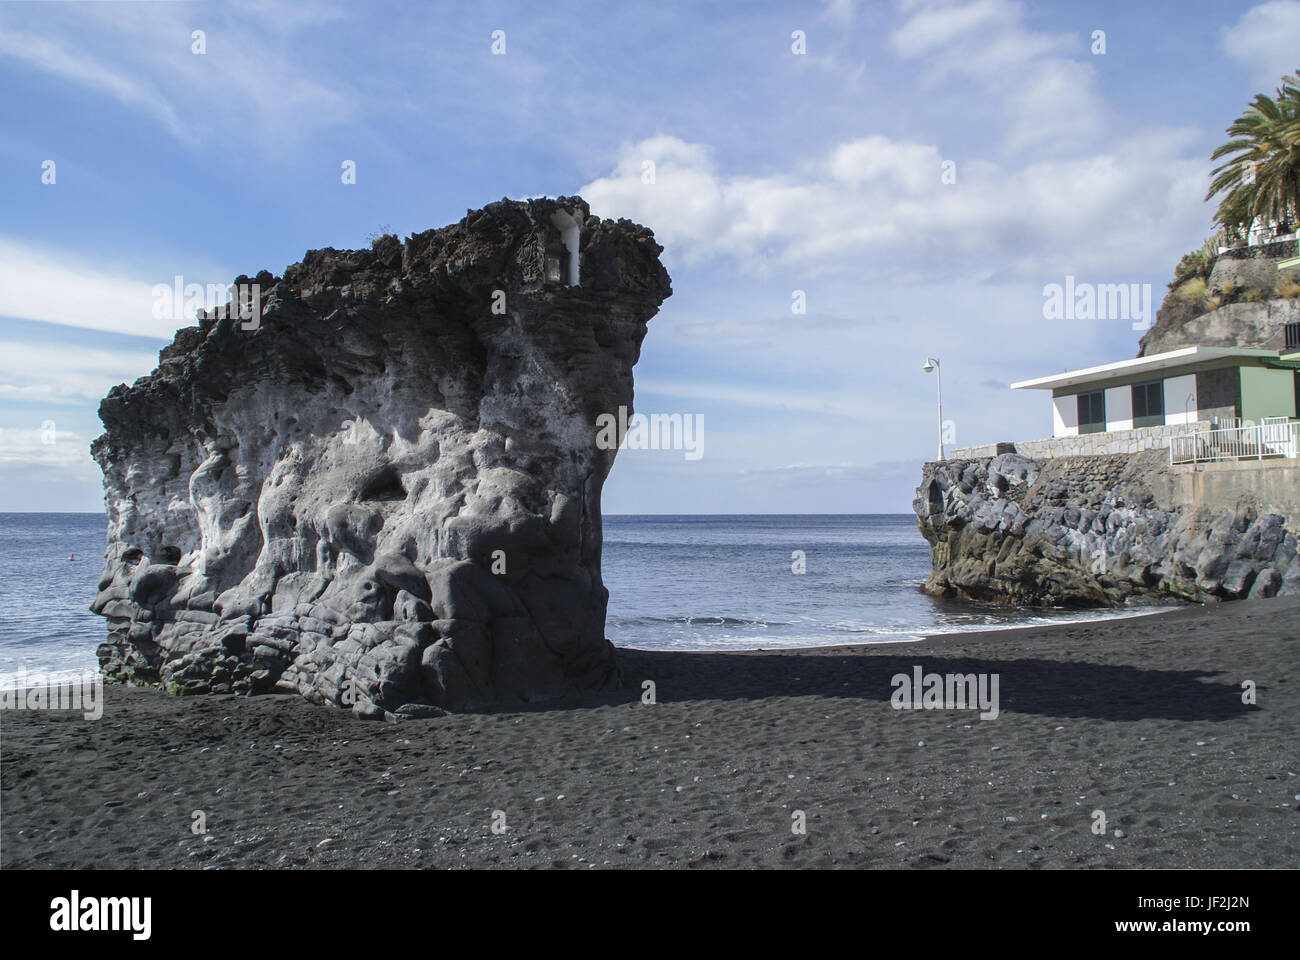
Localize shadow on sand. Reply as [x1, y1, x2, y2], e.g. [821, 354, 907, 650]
[593, 648, 1258, 724]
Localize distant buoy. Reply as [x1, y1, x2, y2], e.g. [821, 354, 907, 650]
[67, 554, 76, 561]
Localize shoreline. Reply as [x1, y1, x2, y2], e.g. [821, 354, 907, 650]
[0, 598, 1211, 687]
[608, 599, 1188, 654]
[1, 595, 1190, 688]
[3, 594, 1297, 869]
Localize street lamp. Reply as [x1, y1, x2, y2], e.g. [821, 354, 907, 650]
[922, 357, 944, 461]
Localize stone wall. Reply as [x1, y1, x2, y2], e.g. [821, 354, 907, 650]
[1196, 367, 1241, 424]
[948, 422, 1208, 462]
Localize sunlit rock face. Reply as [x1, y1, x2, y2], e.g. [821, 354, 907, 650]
[91, 196, 671, 718]
[1139, 240, 1300, 356]
[915, 452, 1300, 606]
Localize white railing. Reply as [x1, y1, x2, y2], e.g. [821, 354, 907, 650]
[1169, 419, 1299, 464]
[1250, 225, 1295, 247]
[1217, 227, 1297, 253]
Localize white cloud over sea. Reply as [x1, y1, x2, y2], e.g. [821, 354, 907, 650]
[0, 339, 159, 404]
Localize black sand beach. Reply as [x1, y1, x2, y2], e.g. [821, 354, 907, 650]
[3, 597, 1297, 869]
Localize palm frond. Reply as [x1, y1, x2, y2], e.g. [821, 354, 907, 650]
[1206, 71, 1300, 232]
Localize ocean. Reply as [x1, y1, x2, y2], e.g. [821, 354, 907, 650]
[0, 512, 1164, 687]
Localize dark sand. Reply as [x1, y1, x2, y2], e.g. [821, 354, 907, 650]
[3, 597, 1297, 869]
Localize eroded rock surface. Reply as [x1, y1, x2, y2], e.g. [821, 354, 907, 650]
[914, 452, 1300, 606]
[91, 197, 671, 717]
[1139, 239, 1300, 356]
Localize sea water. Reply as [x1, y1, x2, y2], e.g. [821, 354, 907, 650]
[601, 514, 1164, 650]
[0, 512, 1167, 687]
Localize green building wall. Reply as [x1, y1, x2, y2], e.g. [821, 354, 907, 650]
[1240, 366, 1297, 422]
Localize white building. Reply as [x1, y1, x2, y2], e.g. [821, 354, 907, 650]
[1011, 346, 1299, 437]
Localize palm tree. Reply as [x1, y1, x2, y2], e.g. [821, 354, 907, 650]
[1206, 69, 1300, 239]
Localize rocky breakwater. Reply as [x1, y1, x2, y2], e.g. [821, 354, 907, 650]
[914, 452, 1300, 606]
[91, 197, 671, 718]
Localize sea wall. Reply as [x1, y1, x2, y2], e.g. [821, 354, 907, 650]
[1168, 459, 1300, 518]
[914, 452, 1300, 606]
[90, 196, 672, 718]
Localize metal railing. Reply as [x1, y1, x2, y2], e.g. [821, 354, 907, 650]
[1249, 223, 1295, 246]
[1286, 322, 1300, 351]
[1169, 419, 1299, 464]
[1218, 227, 1297, 253]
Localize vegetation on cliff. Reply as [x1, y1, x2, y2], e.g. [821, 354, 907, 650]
[1142, 70, 1300, 356]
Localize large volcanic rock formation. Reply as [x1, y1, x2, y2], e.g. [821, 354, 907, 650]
[90, 197, 671, 718]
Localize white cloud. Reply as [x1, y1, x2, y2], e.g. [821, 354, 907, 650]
[1000, 57, 1105, 153]
[0, 2, 355, 148]
[637, 378, 890, 425]
[0, 427, 94, 467]
[581, 129, 1207, 279]
[827, 136, 942, 191]
[0, 238, 226, 339]
[1222, 1, 1300, 89]
[0, 340, 159, 403]
[891, 0, 1017, 60]
[890, 0, 1071, 75]
[889, 0, 1102, 152]
[579, 3, 1190, 282]
[0, 29, 182, 135]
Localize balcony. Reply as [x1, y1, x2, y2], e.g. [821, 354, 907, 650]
[1286, 322, 1300, 352]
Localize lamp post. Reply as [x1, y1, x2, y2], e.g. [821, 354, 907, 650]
[922, 357, 943, 461]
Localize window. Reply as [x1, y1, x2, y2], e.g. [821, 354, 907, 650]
[1132, 380, 1164, 428]
[545, 231, 564, 282]
[1077, 390, 1105, 434]
[546, 210, 581, 286]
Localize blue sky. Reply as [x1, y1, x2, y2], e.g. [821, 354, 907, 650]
[1, 0, 1297, 513]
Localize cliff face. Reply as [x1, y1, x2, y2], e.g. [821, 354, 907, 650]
[1139, 240, 1299, 356]
[90, 197, 672, 718]
[914, 453, 1300, 606]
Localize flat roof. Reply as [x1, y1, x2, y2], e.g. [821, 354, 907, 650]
[1010, 346, 1282, 391]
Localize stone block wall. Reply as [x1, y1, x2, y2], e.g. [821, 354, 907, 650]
[948, 422, 1209, 462]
